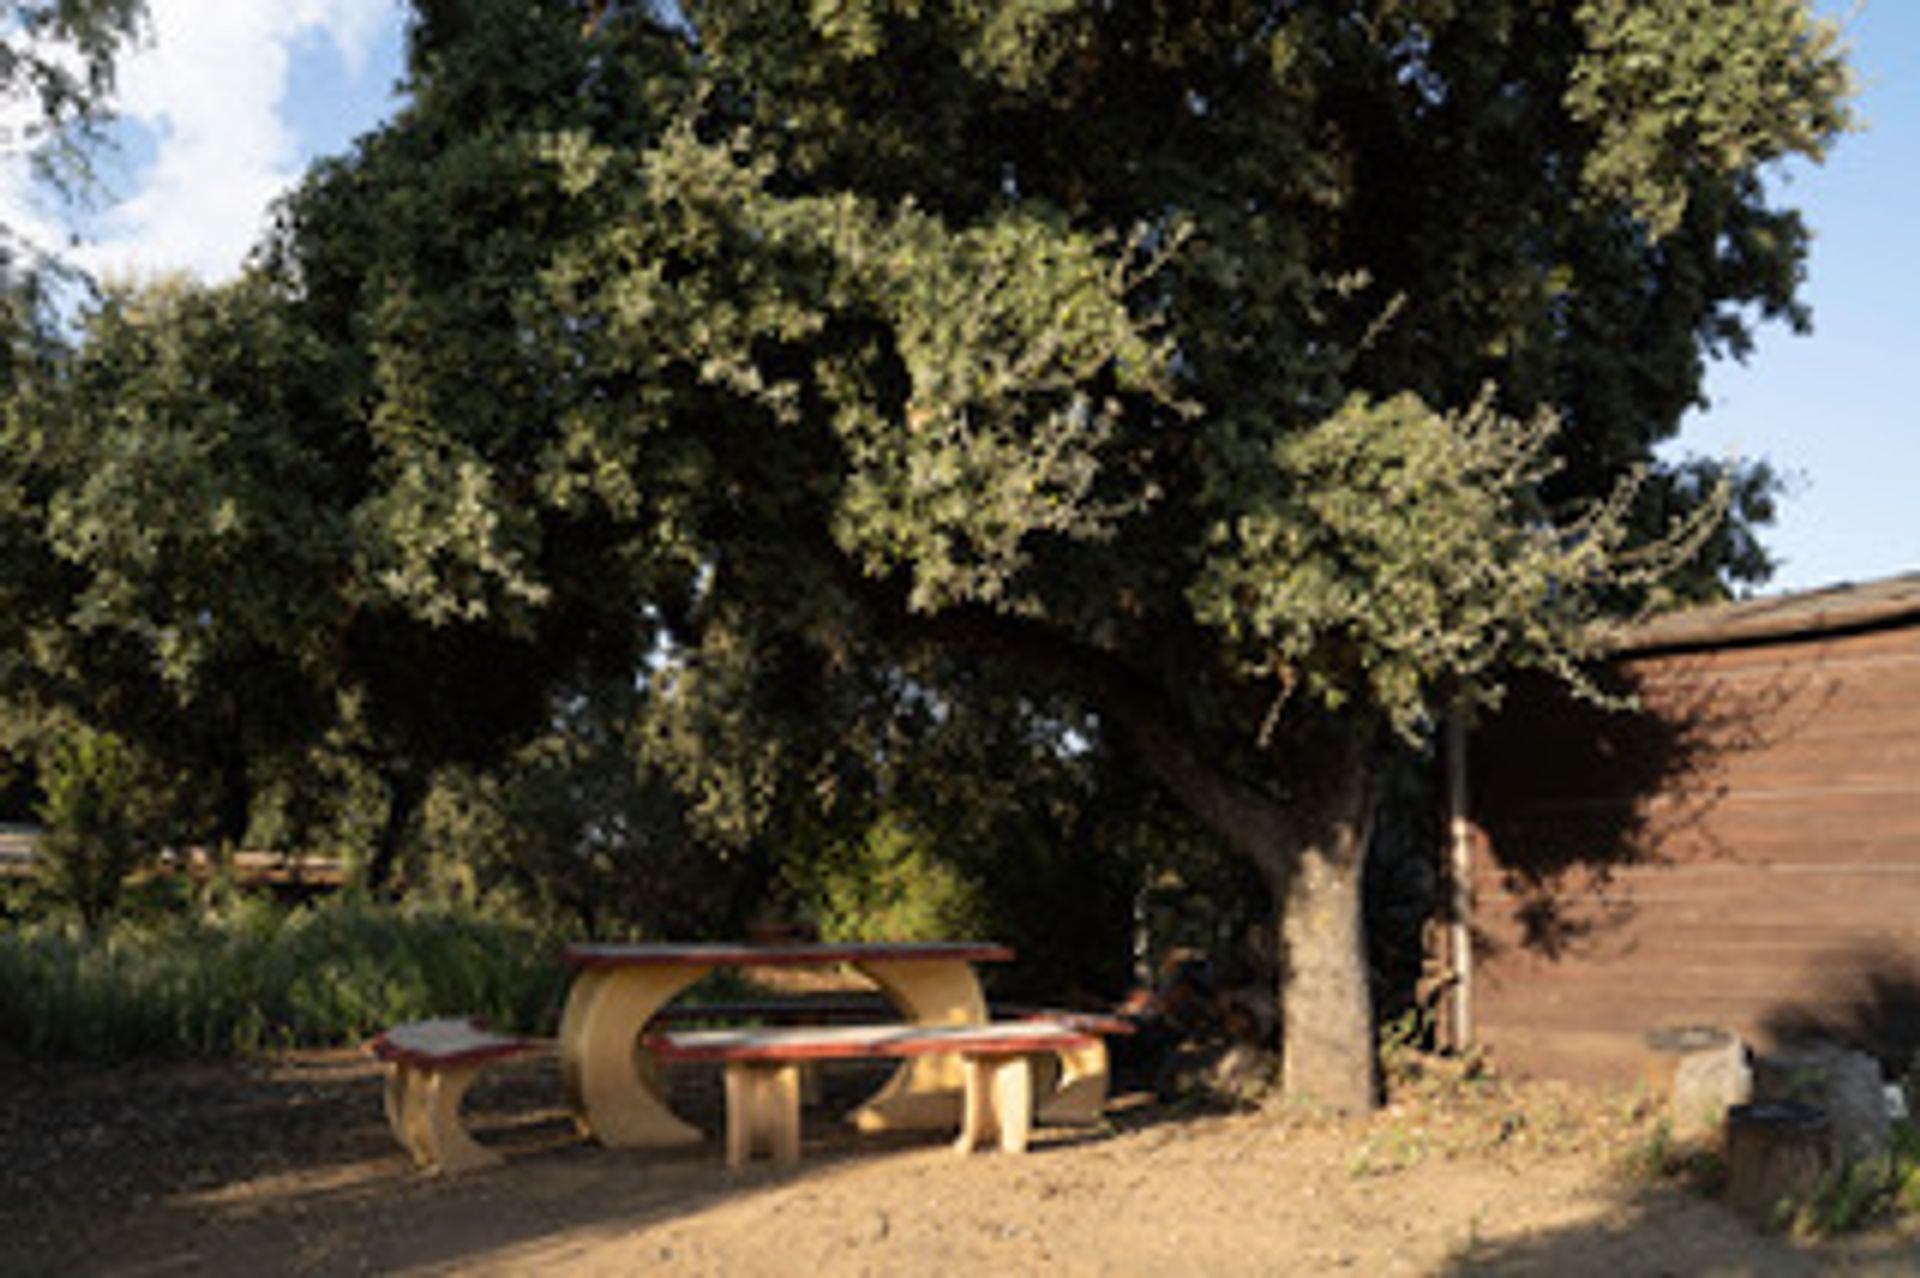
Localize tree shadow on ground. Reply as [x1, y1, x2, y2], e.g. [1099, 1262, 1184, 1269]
[1433, 1180, 1891, 1277]
[0, 1052, 736, 1276]
[1, 1048, 1154, 1277]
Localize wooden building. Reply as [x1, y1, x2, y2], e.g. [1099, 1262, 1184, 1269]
[1461, 572, 1920, 1085]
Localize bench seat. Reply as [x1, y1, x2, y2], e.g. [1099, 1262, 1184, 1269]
[647, 1021, 1100, 1167]
[368, 1018, 547, 1173]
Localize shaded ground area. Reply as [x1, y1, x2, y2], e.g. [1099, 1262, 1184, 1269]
[3, 1048, 1918, 1276]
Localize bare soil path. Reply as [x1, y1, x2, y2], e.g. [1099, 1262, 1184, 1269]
[3, 1048, 1916, 1276]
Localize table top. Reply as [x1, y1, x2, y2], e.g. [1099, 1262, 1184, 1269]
[562, 940, 1014, 969]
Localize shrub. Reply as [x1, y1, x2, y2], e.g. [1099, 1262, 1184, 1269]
[787, 815, 989, 944]
[33, 727, 170, 930]
[0, 895, 565, 1060]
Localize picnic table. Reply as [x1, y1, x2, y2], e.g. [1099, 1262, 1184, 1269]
[557, 940, 1014, 1147]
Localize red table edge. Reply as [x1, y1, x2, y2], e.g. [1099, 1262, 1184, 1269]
[561, 941, 1016, 968]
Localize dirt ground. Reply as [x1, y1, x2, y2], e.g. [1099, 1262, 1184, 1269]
[4, 1046, 1919, 1277]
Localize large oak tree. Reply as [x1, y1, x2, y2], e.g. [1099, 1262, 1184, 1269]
[4, 0, 1850, 1108]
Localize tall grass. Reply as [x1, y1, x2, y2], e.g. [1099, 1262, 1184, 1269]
[0, 896, 567, 1060]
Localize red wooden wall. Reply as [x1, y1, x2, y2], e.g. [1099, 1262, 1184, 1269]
[1467, 622, 1920, 1085]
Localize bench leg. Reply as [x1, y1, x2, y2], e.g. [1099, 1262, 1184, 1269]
[383, 1062, 501, 1174]
[848, 958, 989, 1132]
[956, 1054, 1035, 1155]
[384, 1063, 431, 1166]
[1034, 1037, 1111, 1126]
[724, 1062, 802, 1169]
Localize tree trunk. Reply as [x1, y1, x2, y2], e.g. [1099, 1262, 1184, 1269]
[897, 603, 1386, 1113]
[365, 766, 425, 895]
[1271, 724, 1378, 1113]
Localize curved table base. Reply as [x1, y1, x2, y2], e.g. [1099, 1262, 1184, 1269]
[559, 965, 709, 1147]
[1032, 1037, 1111, 1126]
[847, 957, 989, 1131]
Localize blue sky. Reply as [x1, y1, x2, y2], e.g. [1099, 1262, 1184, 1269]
[2, 1, 1909, 596]
[0, 1, 407, 282]
[1673, 3, 1920, 592]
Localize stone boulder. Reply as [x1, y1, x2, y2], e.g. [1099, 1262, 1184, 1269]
[1752, 1040, 1890, 1162]
[1668, 1034, 1753, 1141]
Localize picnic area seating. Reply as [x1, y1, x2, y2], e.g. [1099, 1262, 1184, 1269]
[559, 940, 1016, 1144]
[369, 940, 1136, 1174]
[368, 1017, 549, 1173]
[645, 1020, 1101, 1167]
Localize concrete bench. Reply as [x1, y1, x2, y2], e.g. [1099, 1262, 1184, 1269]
[653, 997, 1128, 1119]
[646, 1020, 1102, 1167]
[368, 1018, 548, 1173]
[993, 1005, 1135, 1125]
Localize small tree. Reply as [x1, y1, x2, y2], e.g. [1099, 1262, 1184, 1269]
[34, 725, 166, 928]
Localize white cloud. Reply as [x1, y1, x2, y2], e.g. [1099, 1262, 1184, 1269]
[2, 0, 402, 286]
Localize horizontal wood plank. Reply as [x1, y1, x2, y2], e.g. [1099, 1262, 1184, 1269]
[1465, 617, 1920, 1080]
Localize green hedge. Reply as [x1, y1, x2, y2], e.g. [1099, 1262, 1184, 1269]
[0, 896, 567, 1060]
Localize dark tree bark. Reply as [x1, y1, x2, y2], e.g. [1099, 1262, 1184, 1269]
[365, 765, 426, 895]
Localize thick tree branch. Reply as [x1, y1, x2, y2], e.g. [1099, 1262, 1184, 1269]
[823, 552, 1298, 885]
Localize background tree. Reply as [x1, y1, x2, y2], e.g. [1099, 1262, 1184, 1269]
[33, 720, 181, 928]
[0, 0, 147, 838]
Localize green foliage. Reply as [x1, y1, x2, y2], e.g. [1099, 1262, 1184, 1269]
[1377, 1006, 1437, 1092]
[32, 724, 173, 928]
[1616, 1115, 1678, 1184]
[0, 895, 563, 1060]
[787, 814, 988, 944]
[1612, 1114, 1725, 1191]
[3, 0, 1853, 823]
[1569, 0, 1852, 235]
[418, 687, 767, 940]
[1190, 392, 1714, 736]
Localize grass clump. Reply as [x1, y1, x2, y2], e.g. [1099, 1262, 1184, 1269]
[1781, 1119, 1920, 1238]
[0, 894, 565, 1060]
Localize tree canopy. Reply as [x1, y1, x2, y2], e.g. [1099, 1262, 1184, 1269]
[0, 0, 1851, 1108]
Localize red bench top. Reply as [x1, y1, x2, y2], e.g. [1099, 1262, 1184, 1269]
[564, 941, 1014, 968]
[646, 1020, 1097, 1064]
[369, 1018, 544, 1068]
[650, 997, 1137, 1039]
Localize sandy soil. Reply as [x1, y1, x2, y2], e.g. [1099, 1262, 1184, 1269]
[3, 1047, 1917, 1277]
